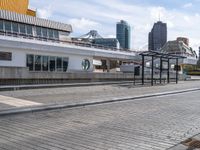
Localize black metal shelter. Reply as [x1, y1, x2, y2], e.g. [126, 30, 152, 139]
[139, 51, 186, 86]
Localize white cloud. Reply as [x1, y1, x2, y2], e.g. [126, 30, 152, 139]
[30, 0, 200, 50]
[183, 3, 193, 8]
[68, 18, 101, 31]
[37, 5, 53, 19]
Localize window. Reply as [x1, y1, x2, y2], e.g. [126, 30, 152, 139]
[0, 52, 12, 61]
[0, 20, 4, 31]
[50, 56, 56, 71]
[26, 54, 34, 71]
[36, 27, 42, 37]
[42, 56, 49, 71]
[54, 30, 59, 39]
[48, 29, 54, 39]
[26, 25, 33, 35]
[35, 55, 41, 71]
[56, 57, 62, 71]
[19, 24, 26, 34]
[42, 28, 48, 38]
[26, 54, 68, 72]
[5, 21, 12, 32]
[12, 22, 19, 33]
[63, 57, 68, 72]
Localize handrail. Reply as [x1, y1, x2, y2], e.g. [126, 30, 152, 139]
[0, 31, 141, 54]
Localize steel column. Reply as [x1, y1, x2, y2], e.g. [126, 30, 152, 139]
[151, 56, 154, 86]
[167, 59, 170, 83]
[176, 58, 179, 84]
[160, 57, 162, 84]
[142, 55, 144, 85]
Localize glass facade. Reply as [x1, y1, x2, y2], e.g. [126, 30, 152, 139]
[0, 20, 3, 31]
[50, 57, 56, 71]
[19, 24, 26, 34]
[116, 20, 131, 49]
[42, 56, 49, 71]
[0, 19, 60, 40]
[27, 54, 68, 72]
[35, 55, 42, 71]
[148, 21, 167, 51]
[12, 22, 19, 33]
[5, 21, 11, 32]
[26, 25, 33, 35]
[63, 58, 68, 72]
[56, 57, 62, 71]
[26, 54, 34, 71]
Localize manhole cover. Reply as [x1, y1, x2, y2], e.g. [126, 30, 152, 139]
[181, 138, 200, 149]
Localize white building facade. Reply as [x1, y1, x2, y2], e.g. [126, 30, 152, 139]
[0, 10, 137, 74]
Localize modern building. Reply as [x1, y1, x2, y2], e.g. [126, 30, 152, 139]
[0, 9, 138, 80]
[116, 20, 131, 50]
[74, 30, 120, 49]
[0, 0, 36, 16]
[161, 38, 198, 73]
[177, 37, 189, 46]
[148, 21, 167, 51]
[93, 38, 119, 49]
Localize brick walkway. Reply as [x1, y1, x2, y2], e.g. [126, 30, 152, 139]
[0, 90, 200, 149]
[0, 81, 200, 112]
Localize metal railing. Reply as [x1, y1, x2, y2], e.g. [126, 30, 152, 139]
[0, 31, 141, 54]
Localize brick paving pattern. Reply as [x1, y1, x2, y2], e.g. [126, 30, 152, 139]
[0, 90, 200, 150]
[0, 81, 200, 108]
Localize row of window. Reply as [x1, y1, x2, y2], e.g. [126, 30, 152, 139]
[0, 20, 59, 39]
[27, 54, 68, 72]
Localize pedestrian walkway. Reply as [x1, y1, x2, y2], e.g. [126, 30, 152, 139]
[0, 80, 199, 115]
[0, 95, 42, 107]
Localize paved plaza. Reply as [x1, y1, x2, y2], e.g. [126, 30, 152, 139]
[0, 81, 200, 149]
[0, 81, 200, 112]
[0, 90, 200, 149]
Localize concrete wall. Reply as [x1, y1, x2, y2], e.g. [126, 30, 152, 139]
[0, 48, 26, 67]
[0, 67, 135, 85]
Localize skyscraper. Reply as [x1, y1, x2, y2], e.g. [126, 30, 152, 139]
[148, 21, 167, 51]
[116, 20, 131, 49]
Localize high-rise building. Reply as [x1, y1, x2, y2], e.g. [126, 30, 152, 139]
[116, 20, 131, 50]
[0, 0, 36, 16]
[148, 21, 167, 51]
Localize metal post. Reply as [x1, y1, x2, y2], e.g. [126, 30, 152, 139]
[167, 58, 170, 83]
[151, 56, 154, 86]
[134, 70, 136, 85]
[176, 58, 179, 84]
[142, 55, 144, 85]
[160, 57, 162, 84]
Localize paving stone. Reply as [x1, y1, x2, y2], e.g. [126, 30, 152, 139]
[0, 90, 200, 149]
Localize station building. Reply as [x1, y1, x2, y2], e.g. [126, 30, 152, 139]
[0, 6, 139, 84]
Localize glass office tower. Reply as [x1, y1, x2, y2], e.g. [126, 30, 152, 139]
[116, 20, 131, 50]
[148, 21, 167, 51]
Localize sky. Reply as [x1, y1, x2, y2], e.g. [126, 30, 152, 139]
[30, 0, 200, 51]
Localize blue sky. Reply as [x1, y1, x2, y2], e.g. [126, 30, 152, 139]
[30, 0, 200, 50]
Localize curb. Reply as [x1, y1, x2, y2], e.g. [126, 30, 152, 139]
[0, 81, 136, 91]
[0, 88, 199, 117]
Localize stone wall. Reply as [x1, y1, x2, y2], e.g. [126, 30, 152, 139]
[0, 67, 135, 85]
